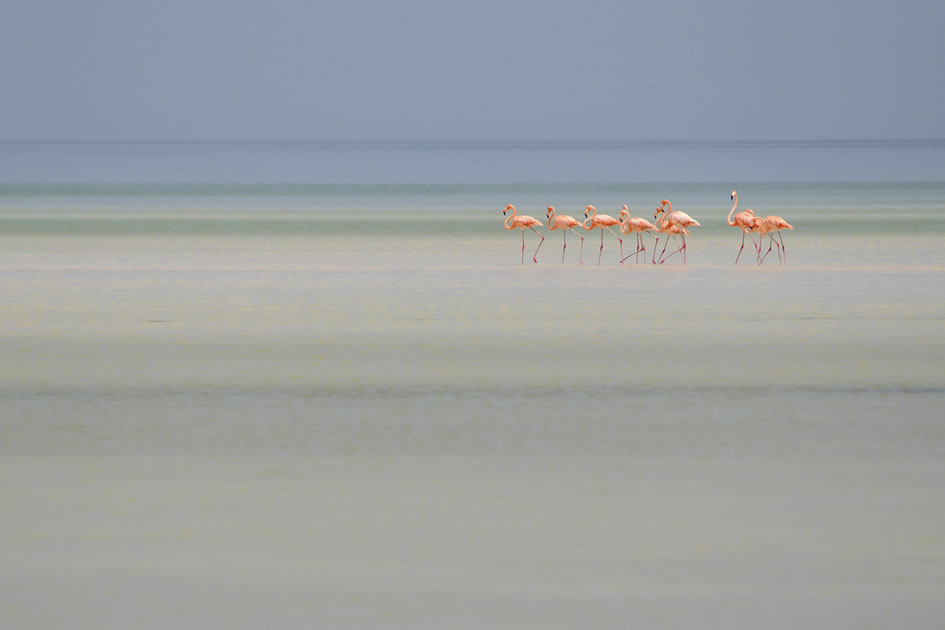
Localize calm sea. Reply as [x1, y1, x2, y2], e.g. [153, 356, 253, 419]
[2, 140, 944, 627]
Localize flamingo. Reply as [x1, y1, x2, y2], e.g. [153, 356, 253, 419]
[727, 190, 759, 264]
[545, 206, 584, 264]
[503, 204, 545, 264]
[755, 214, 793, 265]
[617, 204, 658, 264]
[583, 205, 623, 264]
[653, 199, 700, 264]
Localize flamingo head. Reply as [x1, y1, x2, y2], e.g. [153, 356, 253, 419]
[546, 206, 554, 218]
[653, 206, 663, 220]
[584, 205, 596, 218]
[618, 206, 629, 221]
[731, 190, 736, 200]
[504, 204, 514, 216]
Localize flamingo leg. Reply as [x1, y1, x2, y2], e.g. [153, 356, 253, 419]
[651, 236, 659, 264]
[619, 233, 644, 264]
[735, 231, 746, 264]
[760, 235, 775, 264]
[577, 232, 584, 265]
[769, 232, 782, 263]
[640, 233, 656, 264]
[598, 230, 604, 265]
[607, 227, 624, 263]
[681, 234, 687, 264]
[619, 241, 638, 264]
[646, 233, 658, 264]
[561, 231, 567, 264]
[777, 231, 787, 264]
[520, 229, 525, 264]
[660, 236, 684, 264]
[530, 227, 544, 263]
[657, 235, 670, 264]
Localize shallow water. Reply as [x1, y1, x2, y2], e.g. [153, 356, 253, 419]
[2, 141, 944, 627]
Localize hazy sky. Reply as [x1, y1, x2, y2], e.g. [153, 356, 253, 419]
[2, 0, 943, 141]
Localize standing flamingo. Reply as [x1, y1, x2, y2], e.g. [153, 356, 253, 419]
[545, 206, 585, 264]
[503, 204, 545, 264]
[727, 190, 759, 264]
[583, 205, 623, 264]
[617, 204, 658, 264]
[755, 214, 793, 265]
[653, 199, 700, 264]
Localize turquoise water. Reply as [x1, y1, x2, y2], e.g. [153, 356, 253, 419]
[2, 141, 945, 627]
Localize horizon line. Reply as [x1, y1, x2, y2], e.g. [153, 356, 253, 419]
[2, 137, 945, 145]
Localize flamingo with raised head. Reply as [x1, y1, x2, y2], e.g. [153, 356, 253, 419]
[728, 190, 759, 264]
[503, 204, 545, 264]
[583, 205, 623, 264]
[617, 204, 658, 264]
[653, 199, 700, 264]
[545, 206, 584, 264]
[755, 214, 793, 265]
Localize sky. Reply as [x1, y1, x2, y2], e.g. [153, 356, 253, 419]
[2, 0, 944, 141]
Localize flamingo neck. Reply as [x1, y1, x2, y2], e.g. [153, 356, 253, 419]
[546, 208, 555, 230]
[654, 209, 667, 231]
[583, 207, 597, 230]
[504, 208, 516, 230]
[727, 194, 737, 226]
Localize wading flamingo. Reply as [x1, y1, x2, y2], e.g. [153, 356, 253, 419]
[583, 205, 623, 264]
[727, 190, 759, 264]
[653, 200, 700, 264]
[545, 206, 585, 264]
[617, 204, 658, 264]
[503, 204, 545, 264]
[755, 214, 793, 265]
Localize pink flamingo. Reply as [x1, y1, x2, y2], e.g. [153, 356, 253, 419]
[617, 204, 658, 264]
[653, 199, 700, 264]
[503, 204, 545, 264]
[583, 205, 623, 264]
[545, 206, 584, 264]
[727, 190, 759, 264]
[755, 214, 793, 265]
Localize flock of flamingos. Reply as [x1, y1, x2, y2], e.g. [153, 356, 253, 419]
[503, 190, 793, 265]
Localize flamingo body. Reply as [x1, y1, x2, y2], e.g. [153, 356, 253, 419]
[653, 200, 699, 264]
[617, 204, 658, 264]
[728, 190, 759, 264]
[503, 204, 545, 264]
[546, 206, 584, 264]
[755, 215, 793, 265]
[583, 205, 623, 264]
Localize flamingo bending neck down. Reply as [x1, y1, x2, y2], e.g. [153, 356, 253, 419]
[503, 204, 545, 264]
[728, 190, 759, 264]
[546, 206, 584, 264]
[755, 214, 793, 265]
[583, 205, 623, 264]
[653, 200, 700, 264]
[617, 205, 658, 264]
